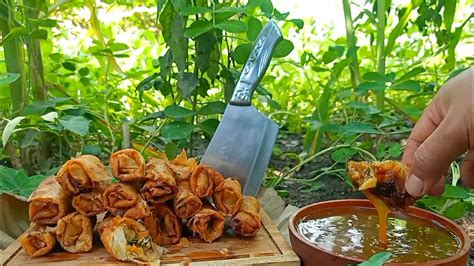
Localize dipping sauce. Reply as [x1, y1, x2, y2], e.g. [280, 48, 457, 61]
[297, 207, 461, 263]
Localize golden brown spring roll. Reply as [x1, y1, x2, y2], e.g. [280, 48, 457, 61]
[141, 158, 178, 204]
[72, 192, 105, 217]
[144, 203, 182, 245]
[212, 178, 243, 216]
[187, 202, 225, 243]
[103, 183, 150, 219]
[101, 216, 162, 263]
[110, 149, 146, 181]
[190, 164, 225, 198]
[56, 212, 93, 253]
[20, 223, 56, 257]
[167, 150, 197, 181]
[231, 196, 262, 237]
[28, 176, 71, 225]
[56, 154, 110, 195]
[173, 180, 202, 219]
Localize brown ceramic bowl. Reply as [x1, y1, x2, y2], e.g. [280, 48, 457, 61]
[289, 199, 471, 266]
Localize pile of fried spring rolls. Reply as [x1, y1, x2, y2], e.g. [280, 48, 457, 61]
[21, 148, 262, 263]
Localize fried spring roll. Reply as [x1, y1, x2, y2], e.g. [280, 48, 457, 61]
[20, 223, 56, 257]
[56, 154, 110, 195]
[167, 150, 197, 181]
[187, 202, 225, 243]
[144, 203, 182, 245]
[103, 183, 150, 219]
[72, 192, 105, 217]
[141, 158, 178, 203]
[231, 196, 262, 237]
[190, 164, 225, 198]
[28, 176, 71, 225]
[173, 180, 202, 219]
[212, 178, 243, 216]
[110, 149, 146, 181]
[101, 216, 162, 263]
[56, 212, 93, 253]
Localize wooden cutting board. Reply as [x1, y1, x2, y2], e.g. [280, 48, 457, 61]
[0, 210, 300, 265]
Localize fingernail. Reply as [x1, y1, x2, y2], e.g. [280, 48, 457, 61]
[406, 174, 424, 197]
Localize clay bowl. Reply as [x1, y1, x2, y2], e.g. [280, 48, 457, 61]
[289, 199, 471, 266]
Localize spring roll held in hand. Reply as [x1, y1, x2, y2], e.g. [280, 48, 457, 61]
[20, 223, 56, 257]
[187, 201, 225, 243]
[29, 176, 71, 225]
[101, 216, 161, 263]
[56, 212, 93, 253]
[110, 149, 146, 181]
[167, 150, 197, 181]
[141, 158, 178, 203]
[103, 183, 150, 219]
[56, 155, 110, 194]
[231, 196, 262, 237]
[212, 178, 243, 216]
[144, 203, 182, 245]
[190, 165, 225, 198]
[173, 180, 202, 219]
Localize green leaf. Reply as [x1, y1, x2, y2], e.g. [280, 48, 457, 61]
[443, 201, 466, 219]
[443, 0, 456, 32]
[331, 147, 357, 162]
[177, 72, 199, 100]
[214, 6, 246, 14]
[78, 67, 89, 76]
[289, 19, 304, 30]
[358, 251, 392, 266]
[0, 73, 20, 86]
[184, 20, 213, 38]
[59, 115, 90, 136]
[344, 122, 380, 134]
[165, 142, 179, 160]
[196, 32, 216, 72]
[139, 111, 165, 124]
[41, 111, 58, 122]
[162, 121, 195, 140]
[247, 17, 262, 41]
[21, 130, 39, 148]
[2, 26, 28, 43]
[233, 43, 252, 64]
[109, 42, 128, 51]
[2, 116, 26, 147]
[171, 14, 188, 73]
[199, 118, 219, 136]
[82, 144, 101, 155]
[0, 166, 46, 197]
[136, 73, 159, 101]
[363, 72, 386, 82]
[159, 49, 173, 80]
[30, 29, 48, 39]
[442, 185, 469, 199]
[357, 81, 385, 95]
[216, 20, 248, 33]
[179, 6, 211, 16]
[164, 105, 196, 119]
[62, 62, 76, 71]
[159, 1, 176, 44]
[38, 18, 58, 27]
[199, 101, 226, 115]
[322, 46, 344, 64]
[273, 39, 294, 58]
[391, 80, 420, 92]
[397, 67, 425, 81]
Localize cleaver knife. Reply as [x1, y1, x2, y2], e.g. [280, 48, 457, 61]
[201, 20, 282, 196]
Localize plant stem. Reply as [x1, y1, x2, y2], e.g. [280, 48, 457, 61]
[376, 0, 386, 110]
[342, 0, 361, 88]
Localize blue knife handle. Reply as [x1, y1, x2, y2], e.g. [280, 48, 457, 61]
[230, 20, 283, 106]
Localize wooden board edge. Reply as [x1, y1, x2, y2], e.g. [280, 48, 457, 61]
[260, 209, 298, 256]
[0, 237, 21, 265]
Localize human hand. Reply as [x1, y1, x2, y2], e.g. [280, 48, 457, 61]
[403, 67, 473, 197]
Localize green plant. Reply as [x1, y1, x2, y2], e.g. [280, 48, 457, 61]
[356, 251, 392, 266]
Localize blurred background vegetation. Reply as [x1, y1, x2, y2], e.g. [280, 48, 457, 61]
[1, 0, 473, 220]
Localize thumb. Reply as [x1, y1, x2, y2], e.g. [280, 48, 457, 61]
[405, 116, 466, 197]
